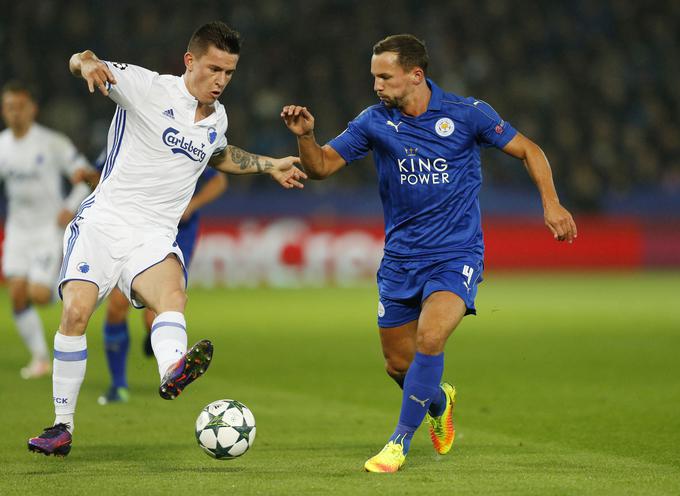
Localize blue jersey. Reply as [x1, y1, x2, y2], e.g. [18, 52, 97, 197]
[328, 79, 517, 260]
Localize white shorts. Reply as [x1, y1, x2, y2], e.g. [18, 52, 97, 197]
[2, 227, 62, 288]
[58, 219, 187, 308]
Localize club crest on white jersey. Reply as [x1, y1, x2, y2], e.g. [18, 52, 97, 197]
[207, 127, 217, 144]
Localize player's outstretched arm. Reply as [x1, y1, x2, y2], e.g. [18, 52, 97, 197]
[69, 50, 117, 96]
[502, 132, 578, 243]
[280, 105, 346, 179]
[208, 145, 307, 189]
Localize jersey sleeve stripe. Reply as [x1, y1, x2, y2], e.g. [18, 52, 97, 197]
[102, 108, 127, 182]
[100, 107, 122, 179]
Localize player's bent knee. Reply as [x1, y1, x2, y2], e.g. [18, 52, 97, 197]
[11, 302, 29, 313]
[8, 280, 29, 311]
[61, 301, 93, 334]
[385, 359, 409, 376]
[416, 339, 446, 355]
[169, 289, 187, 310]
[385, 363, 407, 385]
[384, 352, 411, 380]
[416, 330, 448, 355]
[28, 285, 52, 306]
[10, 293, 29, 313]
[157, 288, 187, 313]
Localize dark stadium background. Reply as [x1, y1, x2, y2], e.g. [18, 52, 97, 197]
[1, 4, 679, 494]
[1, 0, 679, 280]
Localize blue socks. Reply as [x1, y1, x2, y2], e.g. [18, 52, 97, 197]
[389, 352, 444, 454]
[429, 387, 447, 417]
[104, 321, 129, 389]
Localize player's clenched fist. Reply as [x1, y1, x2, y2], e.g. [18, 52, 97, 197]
[281, 105, 315, 137]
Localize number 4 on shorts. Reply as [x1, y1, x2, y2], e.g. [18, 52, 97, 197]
[462, 265, 473, 292]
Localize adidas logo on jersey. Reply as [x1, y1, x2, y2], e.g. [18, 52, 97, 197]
[162, 108, 175, 120]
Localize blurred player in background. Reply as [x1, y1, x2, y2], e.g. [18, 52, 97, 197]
[0, 81, 92, 379]
[75, 154, 227, 405]
[28, 21, 306, 457]
[282, 34, 576, 472]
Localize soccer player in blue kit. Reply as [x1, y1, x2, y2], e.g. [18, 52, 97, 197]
[282, 34, 577, 472]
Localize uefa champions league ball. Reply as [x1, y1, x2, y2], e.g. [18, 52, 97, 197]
[195, 399, 256, 459]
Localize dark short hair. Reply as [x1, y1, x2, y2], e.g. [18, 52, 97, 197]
[188, 21, 241, 56]
[2, 80, 36, 100]
[373, 34, 428, 74]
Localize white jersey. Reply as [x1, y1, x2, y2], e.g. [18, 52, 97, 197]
[83, 61, 228, 234]
[0, 123, 91, 238]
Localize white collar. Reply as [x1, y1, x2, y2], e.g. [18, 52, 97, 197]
[176, 74, 220, 124]
[177, 74, 197, 101]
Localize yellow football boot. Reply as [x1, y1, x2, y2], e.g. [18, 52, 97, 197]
[363, 439, 406, 473]
[425, 382, 456, 454]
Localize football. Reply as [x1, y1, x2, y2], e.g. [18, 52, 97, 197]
[195, 399, 256, 459]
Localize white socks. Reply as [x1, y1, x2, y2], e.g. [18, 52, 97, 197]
[151, 311, 187, 379]
[53, 332, 87, 433]
[14, 307, 48, 361]
[48, 312, 188, 433]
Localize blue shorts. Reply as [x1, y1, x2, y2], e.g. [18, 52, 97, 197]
[175, 220, 199, 269]
[376, 256, 484, 328]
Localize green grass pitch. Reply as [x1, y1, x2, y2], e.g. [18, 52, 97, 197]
[1, 272, 679, 495]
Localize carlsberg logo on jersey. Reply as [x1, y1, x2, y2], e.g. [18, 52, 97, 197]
[398, 147, 450, 185]
[162, 127, 207, 162]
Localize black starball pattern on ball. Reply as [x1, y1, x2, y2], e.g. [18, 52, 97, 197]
[195, 399, 256, 460]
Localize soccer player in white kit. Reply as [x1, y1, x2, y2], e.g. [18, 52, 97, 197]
[0, 82, 92, 380]
[27, 21, 306, 457]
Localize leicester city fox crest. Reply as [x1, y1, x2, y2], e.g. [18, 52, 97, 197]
[435, 118, 455, 137]
[207, 127, 217, 144]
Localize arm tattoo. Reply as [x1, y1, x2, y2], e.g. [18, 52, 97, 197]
[228, 145, 274, 173]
